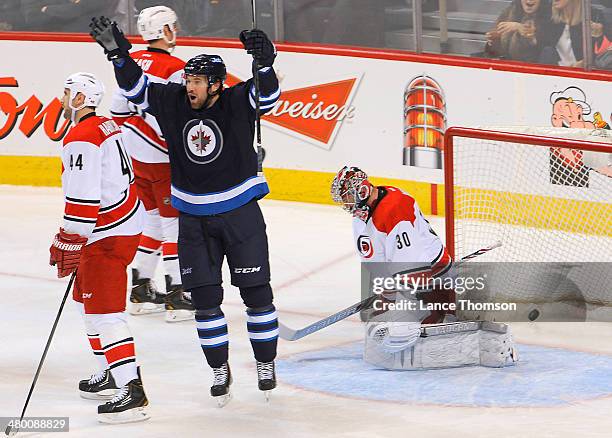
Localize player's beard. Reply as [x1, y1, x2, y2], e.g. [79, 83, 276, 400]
[63, 106, 72, 120]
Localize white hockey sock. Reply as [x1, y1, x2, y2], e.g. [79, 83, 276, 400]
[89, 312, 139, 387]
[160, 216, 180, 285]
[75, 301, 108, 372]
[135, 209, 164, 279]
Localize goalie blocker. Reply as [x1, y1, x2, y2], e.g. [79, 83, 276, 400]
[365, 320, 518, 370]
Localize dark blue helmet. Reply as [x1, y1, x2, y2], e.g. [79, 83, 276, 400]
[184, 54, 227, 86]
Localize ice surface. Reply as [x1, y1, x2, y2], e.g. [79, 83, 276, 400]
[2, 186, 612, 438]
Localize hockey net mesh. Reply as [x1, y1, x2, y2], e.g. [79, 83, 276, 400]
[446, 127, 612, 315]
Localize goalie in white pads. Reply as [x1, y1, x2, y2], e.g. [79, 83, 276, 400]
[331, 166, 518, 370]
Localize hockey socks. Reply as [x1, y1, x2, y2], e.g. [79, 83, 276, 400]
[196, 308, 229, 368]
[91, 313, 138, 387]
[246, 305, 279, 363]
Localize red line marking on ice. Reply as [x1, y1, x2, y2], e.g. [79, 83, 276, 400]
[272, 251, 354, 292]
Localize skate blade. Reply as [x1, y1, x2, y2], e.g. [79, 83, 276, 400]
[98, 406, 150, 424]
[165, 309, 195, 323]
[263, 390, 272, 402]
[215, 392, 232, 408]
[80, 388, 118, 400]
[129, 303, 165, 315]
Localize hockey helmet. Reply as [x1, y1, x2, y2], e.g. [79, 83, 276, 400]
[137, 5, 178, 44]
[184, 54, 227, 86]
[331, 166, 373, 214]
[64, 72, 105, 110]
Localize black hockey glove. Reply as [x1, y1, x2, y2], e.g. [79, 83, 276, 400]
[239, 29, 276, 67]
[89, 16, 132, 62]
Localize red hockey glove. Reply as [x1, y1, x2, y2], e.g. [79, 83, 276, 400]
[49, 228, 87, 278]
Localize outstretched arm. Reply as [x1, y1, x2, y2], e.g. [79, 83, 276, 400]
[89, 17, 152, 112]
[240, 29, 281, 114]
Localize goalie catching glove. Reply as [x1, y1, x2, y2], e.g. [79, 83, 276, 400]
[49, 228, 87, 278]
[89, 16, 132, 61]
[239, 29, 276, 67]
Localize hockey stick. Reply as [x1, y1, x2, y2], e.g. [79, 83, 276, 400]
[250, 0, 263, 175]
[5, 271, 76, 437]
[278, 241, 502, 341]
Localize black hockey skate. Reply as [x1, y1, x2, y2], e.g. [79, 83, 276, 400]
[210, 362, 232, 407]
[130, 269, 165, 315]
[164, 275, 195, 323]
[79, 369, 118, 400]
[256, 361, 276, 401]
[97, 377, 149, 424]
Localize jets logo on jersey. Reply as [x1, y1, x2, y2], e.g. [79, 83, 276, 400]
[357, 235, 374, 258]
[183, 119, 223, 164]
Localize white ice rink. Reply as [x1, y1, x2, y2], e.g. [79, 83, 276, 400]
[2, 185, 612, 438]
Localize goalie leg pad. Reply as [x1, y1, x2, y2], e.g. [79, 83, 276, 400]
[364, 322, 518, 370]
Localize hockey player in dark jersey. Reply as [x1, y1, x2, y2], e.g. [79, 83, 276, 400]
[90, 16, 280, 405]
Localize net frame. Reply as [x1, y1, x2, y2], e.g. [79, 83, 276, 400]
[444, 127, 612, 261]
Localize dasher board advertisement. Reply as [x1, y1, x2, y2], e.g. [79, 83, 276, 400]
[0, 37, 610, 212]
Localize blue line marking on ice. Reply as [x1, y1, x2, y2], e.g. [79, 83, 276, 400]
[277, 342, 612, 407]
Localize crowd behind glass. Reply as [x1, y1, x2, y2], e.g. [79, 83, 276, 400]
[0, 0, 609, 70]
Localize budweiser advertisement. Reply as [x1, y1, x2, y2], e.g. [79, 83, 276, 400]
[0, 39, 610, 185]
[226, 71, 361, 150]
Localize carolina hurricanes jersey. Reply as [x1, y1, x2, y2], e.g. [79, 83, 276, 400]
[353, 186, 452, 278]
[110, 48, 185, 164]
[61, 113, 144, 245]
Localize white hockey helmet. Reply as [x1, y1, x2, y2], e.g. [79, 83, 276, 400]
[63, 72, 105, 110]
[137, 6, 178, 44]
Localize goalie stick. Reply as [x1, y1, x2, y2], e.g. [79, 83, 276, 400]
[278, 241, 502, 341]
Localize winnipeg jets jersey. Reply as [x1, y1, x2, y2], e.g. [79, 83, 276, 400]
[61, 113, 144, 245]
[353, 186, 452, 278]
[110, 48, 185, 164]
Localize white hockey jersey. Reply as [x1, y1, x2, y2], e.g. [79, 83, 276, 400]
[110, 48, 185, 164]
[61, 113, 144, 245]
[353, 186, 452, 278]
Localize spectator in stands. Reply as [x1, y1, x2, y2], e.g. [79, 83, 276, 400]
[1, 0, 25, 30]
[591, 7, 612, 69]
[21, 0, 117, 32]
[484, 0, 550, 62]
[538, 0, 584, 66]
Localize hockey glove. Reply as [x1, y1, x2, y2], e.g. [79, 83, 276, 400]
[49, 228, 87, 278]
[239, 29, 276, 67]
[89, 16, 132, 61]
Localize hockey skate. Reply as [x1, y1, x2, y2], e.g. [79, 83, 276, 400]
[256, 361, 276, 401]
[97, 377, 150, 424]
[78, 369, 118, 400]
[164, 275, 195, 323]
[130, 269, 165, 315]
[210, 362, 232, 407]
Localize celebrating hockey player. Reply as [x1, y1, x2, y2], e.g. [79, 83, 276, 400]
[90, 17, 280, 404]
[49, 72, 149, 423]
[110, 6, 194, 322]
[331, 166, 518, 370]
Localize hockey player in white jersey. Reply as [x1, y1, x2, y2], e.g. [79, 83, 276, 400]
[331, 166, 518, 370]
[49, 72, 149, 423]
[110, 6, 193, 322]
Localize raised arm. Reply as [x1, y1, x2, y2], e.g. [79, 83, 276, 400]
[89, 17, 153, 113]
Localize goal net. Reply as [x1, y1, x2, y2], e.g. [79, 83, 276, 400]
[445, 127, 612, 321]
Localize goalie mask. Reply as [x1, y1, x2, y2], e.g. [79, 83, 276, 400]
[137, 6, 178, 46]
[331, 166, 373, 217]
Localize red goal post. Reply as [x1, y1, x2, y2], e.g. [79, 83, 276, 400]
[444, 126, 612, 261]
